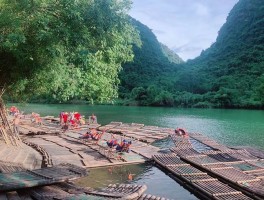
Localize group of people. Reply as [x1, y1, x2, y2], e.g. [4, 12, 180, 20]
[79, 130, 132, 153]
[79, 128, 104, 142]
[59, 111, 98, 129]
[59, 111, 86, 129]
[9, 106, 20, 116]
[106, 135, 132, 153]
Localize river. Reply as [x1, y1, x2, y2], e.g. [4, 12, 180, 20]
[13, 104, 264, 199]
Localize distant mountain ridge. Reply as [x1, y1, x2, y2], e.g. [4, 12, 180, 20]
[160, 43, 183, 64]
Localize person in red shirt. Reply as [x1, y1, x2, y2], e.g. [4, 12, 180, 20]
[74, 112, 81, 121]
[62, 112, 69, 125]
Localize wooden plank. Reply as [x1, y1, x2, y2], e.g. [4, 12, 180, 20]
[0, 164, 87, 192]
[5, 191, 21, 200]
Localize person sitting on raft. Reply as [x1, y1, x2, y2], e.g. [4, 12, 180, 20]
[116, 139, 132, 153]
[89, 113, 97, 124]
[106, 134, 118, 148]
[90, 129, 105, 141]
[175, 128, 189, 137]
[79, 128, 92, 139]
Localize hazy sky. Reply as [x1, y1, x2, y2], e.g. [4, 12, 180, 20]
[130, 0, 239, 61]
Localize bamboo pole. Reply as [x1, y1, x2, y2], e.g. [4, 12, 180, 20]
[0, 125, 11, 145]
[0, 91, 21, 146]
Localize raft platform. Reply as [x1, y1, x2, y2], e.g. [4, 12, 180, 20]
[153, 132, 264, 200]
[17, 120, 168, 168]
[1, 116, 264, 199]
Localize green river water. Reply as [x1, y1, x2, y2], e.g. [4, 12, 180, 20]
[14, 104, 264, 199]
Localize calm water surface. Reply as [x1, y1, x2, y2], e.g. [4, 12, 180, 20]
[14, 104, 264, 199]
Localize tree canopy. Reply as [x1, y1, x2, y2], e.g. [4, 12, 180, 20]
[0, 0, 140, 103]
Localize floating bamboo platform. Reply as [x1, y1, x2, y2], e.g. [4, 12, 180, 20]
[17, 120, 165, 169]
[0, 163, 87, 192]
[0, 162, 167, 199]
[1, 115, 264, 199]
[153, 132, 264, 200]
[0, 181, 158, 200]
[99, 122, 172, 144]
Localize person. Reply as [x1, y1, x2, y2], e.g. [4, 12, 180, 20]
[69, 118, 78, 129]
[13, 114, 20, 136]
[62, 112, 69, 125]
[107, 134, 118, 148]
[128, 173, 135, 181]
[116, 139, 132, 153]
[175, 128, 188, 137]
[59, 111, 64, 125]
[10, 106, 16, 115]
[35, 115, 42, 126]
[90, 113, 97, 124]
[74, 112, 81, 122]
[90, 129, 105, 145]
[79, 129, 92, 139]
[31, 112, 40, 123]
[61, 112, 69, 132]
[90, 129, 100, 140]
[79, 116, 85, 125]
[122, 141, 132, 153]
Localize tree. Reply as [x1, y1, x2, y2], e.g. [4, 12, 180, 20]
[0, 0, 140, 103]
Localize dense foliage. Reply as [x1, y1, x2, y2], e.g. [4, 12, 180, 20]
[0, 0, 140, 103]
[178, 0, 264, 108]
[120, 0, 264, 109]
[2, 0, 263, 109]
[118, 19, 183, 106]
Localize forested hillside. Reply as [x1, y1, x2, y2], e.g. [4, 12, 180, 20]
[177, 0, 264, 108]
[2, 0, 264, 108]
[121, 0, 264, 108]
[119, 19, 184, 106]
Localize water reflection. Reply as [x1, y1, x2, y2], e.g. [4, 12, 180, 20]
[74, 163, 198, 200]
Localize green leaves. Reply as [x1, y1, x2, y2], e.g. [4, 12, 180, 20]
[0, 0, 139, 103]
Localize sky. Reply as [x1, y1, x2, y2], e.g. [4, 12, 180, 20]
[129, 0, 239, 61]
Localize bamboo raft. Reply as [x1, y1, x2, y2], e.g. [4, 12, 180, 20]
[0, 162, 168, 200]
[1, 115, 264, 199]
[0, 181, 162, 200]
[16, 120, 165, 169]
[0, 163, 87, 192]
[153, 132, 264, 200]
[99, 122, 172, 144]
